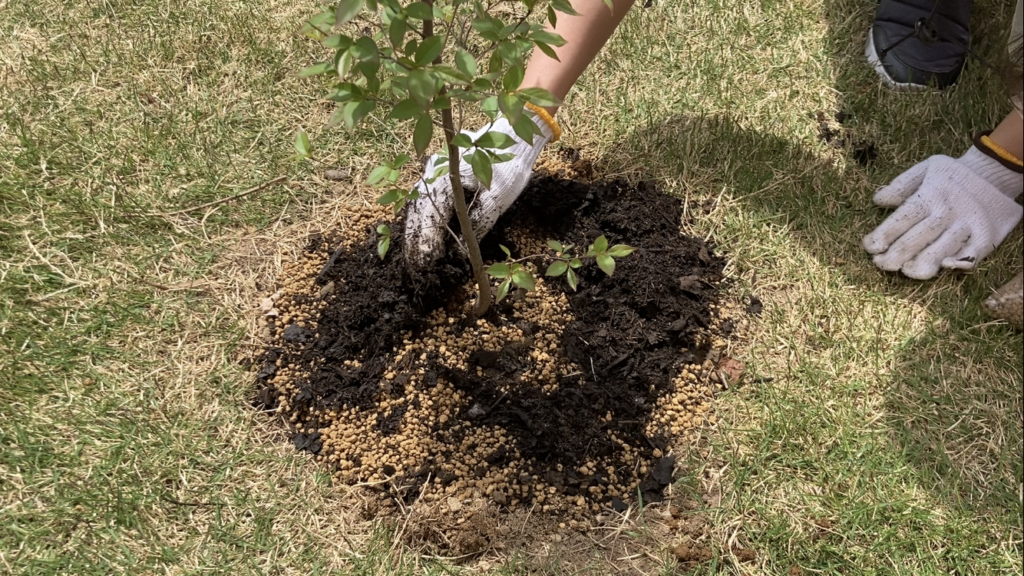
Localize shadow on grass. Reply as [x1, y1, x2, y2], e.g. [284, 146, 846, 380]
[594, 101, 1021, 554]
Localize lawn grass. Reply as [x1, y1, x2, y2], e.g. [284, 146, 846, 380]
[1, 0, 1021, 574]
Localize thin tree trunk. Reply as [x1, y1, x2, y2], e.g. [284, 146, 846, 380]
[442, 108, 491, 318]
[425, 5, 491, 317]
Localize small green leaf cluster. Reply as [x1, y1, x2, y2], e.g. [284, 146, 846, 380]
[298, 0, 572, 203]
[485, 236, 636, 298]
[544, 236, 635, 289]
[486, 245, 535, 303]
[377, 224, 392, 258]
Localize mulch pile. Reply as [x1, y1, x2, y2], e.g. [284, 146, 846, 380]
[253, 174, 730, 521]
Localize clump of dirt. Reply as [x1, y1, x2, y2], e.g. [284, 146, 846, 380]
[253, 175, 729, 536]
[815, 110, 878, 166]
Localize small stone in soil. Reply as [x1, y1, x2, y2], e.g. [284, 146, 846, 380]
[324, 169, 351, 181]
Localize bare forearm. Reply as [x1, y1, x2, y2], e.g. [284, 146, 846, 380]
[989, 97, 1024, 161]
[521, 0, 636, 115]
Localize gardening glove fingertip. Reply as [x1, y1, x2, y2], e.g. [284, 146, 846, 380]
[862, 228, 890, 255]
[872, 158, 931, 208]
[862, 198, 930, 255]
[900, 255, 942, 280]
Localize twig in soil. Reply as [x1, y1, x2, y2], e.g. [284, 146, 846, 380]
[486, 391, 508, 413]
[389, 473, 431, 559]
[518, 502, 537, 537]
[335, 477, 394, 492]
[318, 242, 346, 283]
[143, 175, 287, 217]
[717, 370, 730, 391]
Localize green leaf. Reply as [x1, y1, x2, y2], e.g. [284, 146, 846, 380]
[502, 64, 525, 92]
[593, 235, 609, 254]
[430, 65, 471, 85]
[357, 61, 381, 91]
[393, 153, 411, 168]
[351, 36, 379, 63]
[405, 1, 433, 20]
[498, 93, 524, 125]
[550, 0, 579, 16]
[474, 131, 515, 150]
[546, 240, 563, 252]
[511, 112, 537, 144]
[468, 150, 493, 188]
[323, 34, 354, 50]
[566, 267, 578, 291]
[518, 87, 561, 108]
[308, 10, 336, 30]
[336, 49, 354, 77]
[450, 134, 473, 149]
[497, 40, 520, 64]
[546, 261, 568, 277]
[368, 165, 392, 186]
[388, 16, 407, 48]
[607, 244, 635, 258]
[294, 130, 311, 157]
[377, 236, 390, 259]
[388, 99, 422, 120]
[481, 95, 499, 117]
[415, 35, 445, 65]
[326, 108, 346, 129]
[487, 262, 511, 278]
[500, 244, 512, 259]
[343, 99, 375, 128]
[597, 254, 615, 277]
[488, 51, 503, 74]
[299, 61, 333, 79]
[533, 41, 560, 61]
[428, 163, 449, 182]
[413, 113, 433, 156]
[407, 69, 435, 107]
[335, 0, 365, 27]
[472, 17, 501, 42]
[496, 278, 512, 303]
[531, 30, 567, 47]
[546, 4, 558, 27]
[455, 49, 477, 77]
[569, 258, 582, 269]
[602, 0, 614, 13]
[512, 269, 535, 291]
[431, 94, 451, 110]
[377, 224, 391, 235]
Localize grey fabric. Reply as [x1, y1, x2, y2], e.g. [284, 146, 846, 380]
[872, 0, 972, 73]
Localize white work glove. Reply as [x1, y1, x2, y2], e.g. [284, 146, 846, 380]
[404, 111, 553, 270]
[862, 147, 1023, 279]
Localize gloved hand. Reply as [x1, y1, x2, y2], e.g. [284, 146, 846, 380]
[862, 146, 1023, 279]
[404, 111, 554, 271]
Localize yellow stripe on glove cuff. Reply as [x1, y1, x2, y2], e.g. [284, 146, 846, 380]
[524, 102, 561, 142]
[981, 135, 1024, 168]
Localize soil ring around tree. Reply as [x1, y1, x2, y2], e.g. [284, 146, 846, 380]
[252, 160, 751, 558]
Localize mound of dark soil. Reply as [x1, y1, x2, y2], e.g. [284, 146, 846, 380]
[254, 175, 726, 510]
